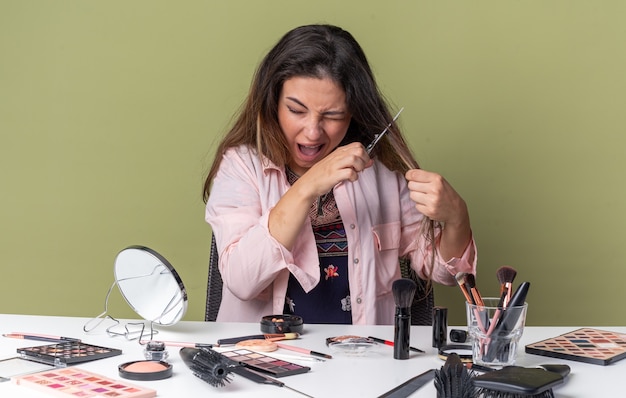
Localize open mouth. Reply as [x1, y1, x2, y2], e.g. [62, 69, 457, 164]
[298, 144, 324, 160]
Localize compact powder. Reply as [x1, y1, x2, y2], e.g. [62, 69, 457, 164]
[119, 360, 172, 381]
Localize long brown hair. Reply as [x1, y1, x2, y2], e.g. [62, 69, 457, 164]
[202, 24, 437, 281]
[203, 24, 419, 200]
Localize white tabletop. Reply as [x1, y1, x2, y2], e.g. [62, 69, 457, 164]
[1, 314, 624, 397]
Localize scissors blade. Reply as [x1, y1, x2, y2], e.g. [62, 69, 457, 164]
[366, 107, 404, 155]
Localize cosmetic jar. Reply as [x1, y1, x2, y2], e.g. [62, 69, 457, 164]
[118, 360, 173, 381]
[450, 329, 468, 343]
[260, 314, 304, 334]
[144, 341, 169, 361]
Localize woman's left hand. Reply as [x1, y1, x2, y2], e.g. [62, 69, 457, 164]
[404, 169, 468, 228]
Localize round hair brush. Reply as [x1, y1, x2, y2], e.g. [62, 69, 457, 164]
[392, 278, 417, 359]
[179, 347, 236, 387]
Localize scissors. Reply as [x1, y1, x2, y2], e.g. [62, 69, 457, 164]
[365, 107, 404, 155]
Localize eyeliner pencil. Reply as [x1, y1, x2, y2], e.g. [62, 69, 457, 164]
[368, 336, 425, 353]
[139, 339, 213, 348]
[275, 342, 332, 359]
[3, 333, 81, 343]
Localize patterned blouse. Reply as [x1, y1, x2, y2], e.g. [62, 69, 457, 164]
[284, 168, 352, 324]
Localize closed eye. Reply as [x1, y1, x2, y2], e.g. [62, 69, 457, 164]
[287, 106, 305, 114]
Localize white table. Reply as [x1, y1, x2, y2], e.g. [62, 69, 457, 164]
[1, 314, 624, 397]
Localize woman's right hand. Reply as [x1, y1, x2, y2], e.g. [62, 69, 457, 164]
[297, 142, 374, 199]
[269, 142, 372, 250]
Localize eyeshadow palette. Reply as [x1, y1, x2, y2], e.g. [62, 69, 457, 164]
[525, 327, 626, 365]
[13, 367, 156, 397]
[17, 342, 122, 367]
[220, 348, 310, 377]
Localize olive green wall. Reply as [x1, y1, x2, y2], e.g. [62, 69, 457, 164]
[2, 1, 625, 327]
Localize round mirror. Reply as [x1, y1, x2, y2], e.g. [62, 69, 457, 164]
[114, 246, 187, 326]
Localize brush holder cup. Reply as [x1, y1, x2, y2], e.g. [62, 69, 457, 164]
[466, 298, 528, 368]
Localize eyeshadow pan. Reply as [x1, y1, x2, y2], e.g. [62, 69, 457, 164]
[526, 327, 626, 365]
[220, 348, 310, 377]
[13, 367, 156, 398]
[17, 342, 122, 367]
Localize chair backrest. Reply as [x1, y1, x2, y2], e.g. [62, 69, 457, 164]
[204, 234, 435, 325]
[204, 233, 223, 322]
[399, 257, 434, 326]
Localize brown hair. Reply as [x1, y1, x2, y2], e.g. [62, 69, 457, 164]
[202, 24, 419, 201]
[202, 24, 437, 283]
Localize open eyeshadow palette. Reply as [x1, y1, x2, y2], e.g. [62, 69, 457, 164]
[17, 342, 122, 367]
[525, 327, 626, 365]
[13, 367, 156, 397]
[220, 348, 310, 377]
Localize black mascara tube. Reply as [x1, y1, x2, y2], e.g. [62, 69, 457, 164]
[432, 306, 448, 349]
[394, 306, 411, 359]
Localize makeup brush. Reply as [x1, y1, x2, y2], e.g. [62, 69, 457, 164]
[392, 278, 417, 360]
[434, 353, 475, 398]
[454, 272, 475, 304]
[484, 282, 530, 363]
[496, 266, 517, 308]
[464, 273, 484, 307]
[217, 332, 299, 345]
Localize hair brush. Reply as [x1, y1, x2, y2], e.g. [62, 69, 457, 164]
[434, 353, 475, 398]
[179, 347, 314, 397]
[472, 364, 570, 398]
[179, 347, 235, 387]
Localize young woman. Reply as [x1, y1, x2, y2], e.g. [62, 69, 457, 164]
[203, 24, 476, 324]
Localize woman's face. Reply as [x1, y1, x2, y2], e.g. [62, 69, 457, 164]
[278, 76, 351, 176]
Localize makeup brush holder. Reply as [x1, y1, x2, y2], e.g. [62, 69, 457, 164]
[466, 298, 528, 368]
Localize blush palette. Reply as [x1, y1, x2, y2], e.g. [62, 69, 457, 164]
[17, 342, 122, 367]
[220, 348, 310, 377]
[13, 367, 156, 397]
[525, 327, 626, 365]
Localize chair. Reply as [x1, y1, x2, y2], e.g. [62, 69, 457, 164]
[205, 234, 435, 325]
[399, 257, 434, 326]
[204, 234, 223, 322]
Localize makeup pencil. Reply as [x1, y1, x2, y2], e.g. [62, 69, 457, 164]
[275, 342, 332, 359]
[140, 339, 214, 349]
[3, 333, 81, 343]
[367, 336, 425, 353]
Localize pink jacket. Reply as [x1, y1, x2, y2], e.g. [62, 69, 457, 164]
[206, 145, 476, 325]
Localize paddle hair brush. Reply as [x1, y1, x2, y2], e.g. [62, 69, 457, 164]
[472, 364, 568, 398]
[392, 278, 417, 359]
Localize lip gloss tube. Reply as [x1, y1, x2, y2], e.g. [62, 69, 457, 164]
[432, 306, 448, 349]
